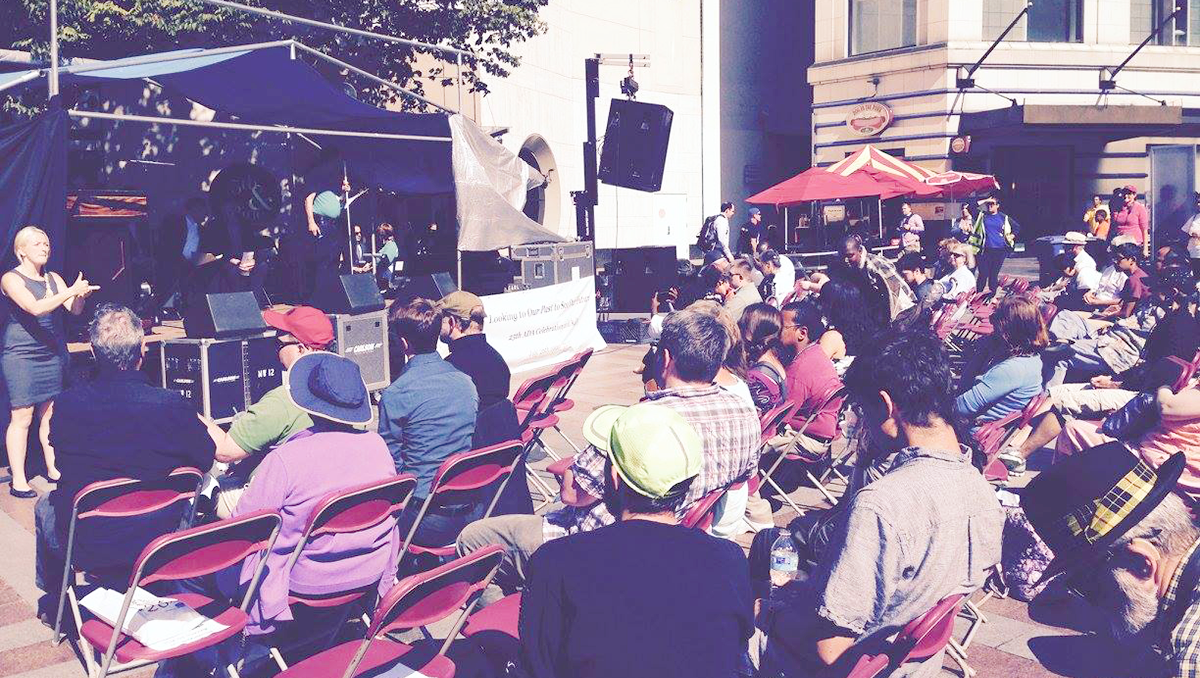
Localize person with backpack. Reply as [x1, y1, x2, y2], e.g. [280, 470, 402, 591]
[699, 202, 736, 265]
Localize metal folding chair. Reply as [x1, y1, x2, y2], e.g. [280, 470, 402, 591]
[759, 387, 847, 511]
[53, 467, 205, 646]
[266, 475, 418, 666]
[272, 546, 505, 678]
[399, 441, 524, 562]
[834, 594, 973, 678]
[76, 510, 282, 678]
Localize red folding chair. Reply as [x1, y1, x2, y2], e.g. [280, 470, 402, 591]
[463, 591, 522, 640]
[534, 349, 595, 458]
[511, 368, 570, 507]
[399, 441, 524, 562]
[759, 387, 847, 511]
[835, 594, 971, 678]
[53, 467, 205, 646]
[76, 509, 282, 678]
[273, 545, 506, 678]
[283, 474, 418, 607]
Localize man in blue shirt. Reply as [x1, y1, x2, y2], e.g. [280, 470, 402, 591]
[378, 297, 478, 560]
[969, 197, 1020, 293]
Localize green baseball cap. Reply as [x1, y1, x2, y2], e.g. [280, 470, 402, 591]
[608, 403, 703, 499]
[582, 405, 627, 452]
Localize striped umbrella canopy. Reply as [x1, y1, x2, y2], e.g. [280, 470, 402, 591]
[827, 145, 998, 198]
[826, 145, 937, 182]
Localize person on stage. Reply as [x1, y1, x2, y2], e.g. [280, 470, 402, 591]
[1, 227, 96, 498]
[302, 178, 352, 302]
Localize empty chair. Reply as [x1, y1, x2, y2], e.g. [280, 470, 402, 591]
[272, 545, 506, 678]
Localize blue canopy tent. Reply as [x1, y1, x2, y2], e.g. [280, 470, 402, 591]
[0, 40, 561, 272]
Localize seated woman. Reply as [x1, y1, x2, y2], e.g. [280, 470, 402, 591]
[740, 303, 790, 414]
[934, 240, 977, 302]
[1056, 383, 1200, 503]
[955, 296, 1047, 428]
[815, 280, 878, 361]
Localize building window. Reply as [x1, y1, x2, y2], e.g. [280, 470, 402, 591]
[849, 0, 917, 55]
[1131, 0, 1200, 45]
[984, 0, 1082, 42]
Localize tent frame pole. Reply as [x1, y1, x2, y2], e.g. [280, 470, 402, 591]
[48, 0, 59, 97]
[292, 42, 452, 114]
[66, 109, 453, 142]
[196, 0, 472, 58]
[0, 70, 42, 95]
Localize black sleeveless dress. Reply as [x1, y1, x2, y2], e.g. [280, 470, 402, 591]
[1, 270, 66, 407]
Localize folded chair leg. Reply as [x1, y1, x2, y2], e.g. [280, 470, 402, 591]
[763, 473, 804, 516]
[226, 663, 242, 678]
[270, 647, 288, 671]
[805, 470, 840, 506]
[551, 425, 584, 456]
[946, 639, 975, 678]
[528, 470, 558, 512]
[68, 587, 97, 678]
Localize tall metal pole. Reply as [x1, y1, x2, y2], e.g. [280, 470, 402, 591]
[48, 0, 59, 97]
[455, 53, 464, 114]
[579, 56, 600, 241]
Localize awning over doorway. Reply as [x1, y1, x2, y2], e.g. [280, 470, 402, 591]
[959, 104, 1200, 141]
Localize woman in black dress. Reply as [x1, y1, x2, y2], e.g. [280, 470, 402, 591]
[2, 226, 95, 497]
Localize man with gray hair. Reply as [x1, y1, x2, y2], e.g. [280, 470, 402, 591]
[1023, 443, 1200, 677]
[33, 304, 214, 619]
[725, 258, 763, 322]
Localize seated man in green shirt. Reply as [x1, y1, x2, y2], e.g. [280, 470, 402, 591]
[200, 305, 334, 516]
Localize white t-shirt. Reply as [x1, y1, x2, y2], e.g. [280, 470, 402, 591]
[1073, 250, 1100, 290]
[1094, 265, 1128, 301]
[713, 214, 732, 258]
[774, 256, 796, 303]
[1183, 213, 1200, 259]
[938, 265, 977, 300]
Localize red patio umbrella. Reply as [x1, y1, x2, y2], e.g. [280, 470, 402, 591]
[746, 166, 897, 206]
[924, 171, 999, 199]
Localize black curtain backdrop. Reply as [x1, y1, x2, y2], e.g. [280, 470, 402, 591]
[0, 103, 68, 273]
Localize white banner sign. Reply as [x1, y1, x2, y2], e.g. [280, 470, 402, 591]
[481, 277, 606, 374]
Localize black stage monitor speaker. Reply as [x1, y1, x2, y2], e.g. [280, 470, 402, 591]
[598, 99, 674, 193]
[184, 292, 270, 338]
[610, 246, 677, 313]
[394, 272, 457, 302]
[314, 273, 386, 315]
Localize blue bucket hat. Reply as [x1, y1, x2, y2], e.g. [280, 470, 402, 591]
[285, 352, 371, 425]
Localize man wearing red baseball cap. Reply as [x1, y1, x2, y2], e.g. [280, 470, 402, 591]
[199, 305, 335, 516]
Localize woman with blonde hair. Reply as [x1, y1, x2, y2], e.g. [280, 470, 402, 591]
[954, 295, 1047, 430]
[2, 226, 95, 497]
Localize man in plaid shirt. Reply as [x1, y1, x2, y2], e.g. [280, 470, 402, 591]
[458, 310, 761, 592]
[1023, 443, 1200, 678]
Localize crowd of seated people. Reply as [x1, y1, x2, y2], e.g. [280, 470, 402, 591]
[29, 228, 1200, 678]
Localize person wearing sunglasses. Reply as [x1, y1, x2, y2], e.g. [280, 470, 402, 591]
[199, 305, 334, 517]
[1023, 444, 1200, 677]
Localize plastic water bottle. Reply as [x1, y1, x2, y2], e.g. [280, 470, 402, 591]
[769, 529, 799, 591]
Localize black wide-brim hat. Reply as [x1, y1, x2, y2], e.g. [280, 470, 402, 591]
[1022, 442, 1186, 582]
[285, 351, 372, 426]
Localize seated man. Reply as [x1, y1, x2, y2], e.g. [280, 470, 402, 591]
[1079, 237, 1134, 313]
[379, 297, 478, 554]
[1022, 444, 1200, 677]
[457, 310, 759, 590]
[759, 330, 1003, 677]
[437, 290, 531, 514]
[896, 252, 936, 305]
[200, 306, 334, 517]
[228, 353, 398, 635]
[520, 403, 754, 678]
[725, 258, 764, 322]
[35, 304, 215, 616]
[778, 300, 843, 458]
[829, 234, 916, 325]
